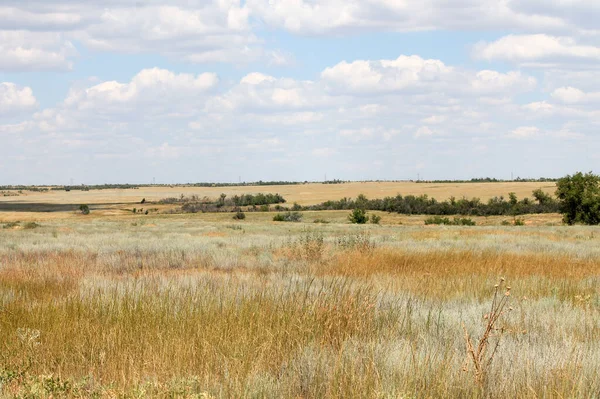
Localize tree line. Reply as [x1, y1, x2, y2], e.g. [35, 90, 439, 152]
[302, 190, 558, 216]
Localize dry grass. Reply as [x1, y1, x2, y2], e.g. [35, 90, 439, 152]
[1, 219, 599, 397]
[0, 181, 556, 207]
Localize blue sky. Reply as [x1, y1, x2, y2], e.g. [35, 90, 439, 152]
[1, 1, 600, 184]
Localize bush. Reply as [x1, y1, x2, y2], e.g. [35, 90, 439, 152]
[513, 217, 525, 226]
[273, 211, 303, 222]
[453, 217, 476, 226]
[348, 208, 368, 224]
[425, 216, 475, 226]
[233, 211, 246, 220]
[370, 214, 381, 224]
[23, 222, 40, 230]
[313, 218, 329, 224]
[556, 171, 600, 225]
[79, 204, 90, 215]
[2, 221, 20, 229]
[424, 216, 452, 225]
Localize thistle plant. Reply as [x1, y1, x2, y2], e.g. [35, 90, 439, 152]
[463, 278, 512, 386]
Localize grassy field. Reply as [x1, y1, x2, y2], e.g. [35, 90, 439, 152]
[1, 213, 599, 397]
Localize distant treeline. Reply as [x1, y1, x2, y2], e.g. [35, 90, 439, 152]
[160, 193, 286, 213]
[416, 177, 558, 184]
[302, 190, 559, 216]
[0, 186, 49, 192]
[185, 181, 302, 187]
[52, 184, 140, 191]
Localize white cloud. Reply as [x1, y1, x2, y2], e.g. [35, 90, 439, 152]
[471, 70, 536, 92]
[64, 68, 218, 112]
[508, 126, 541, 139]
[321, 55, 536, 96]
[474, 34, 600, 65]
[422, 115, 446, 124]
[0, 30, 76, 71]
[321, 55, 453, 94]
[0, 83, 37, 114]
[247, 0, 566, 35]
[414, 126, 435, 138]
[551, 86, 600, 104]
[0, 1, 276, 68]
[4, 53, 600, 183]
[312, 147, 337, 157]
[523, 101, 554, 112]
[0, 6, 85, 30]
[208, 74, 333, 113]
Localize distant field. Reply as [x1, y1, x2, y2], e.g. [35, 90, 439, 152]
[0, 181, 556, 207]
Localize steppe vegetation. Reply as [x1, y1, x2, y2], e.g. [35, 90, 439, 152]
[0, 217, 599, 398]
[1, 177, 599, 397]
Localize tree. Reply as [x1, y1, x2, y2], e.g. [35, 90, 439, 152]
[555, 172, 600, 225]
[532, 189, 553, 205]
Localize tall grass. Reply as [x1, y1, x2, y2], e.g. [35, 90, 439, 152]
[1, 219, 600, 397]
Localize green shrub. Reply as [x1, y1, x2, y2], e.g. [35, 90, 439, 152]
[370, 214, 381, 224]
[2, 221, 20, 229]
[233, 211, 246, 220]
[348, 208, 368, 224]
[313, 218, 329, 224]
[424, 216, 452, 225]
[79, 204, 90, 215]
[273, 211, 303, 222]
[23, 222, 40, 229]
[453, 217, 476, 226]
[424, 216, 475, 226]
[514, 217, 525, 226]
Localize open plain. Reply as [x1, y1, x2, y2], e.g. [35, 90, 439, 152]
[0, 182, 599, 398]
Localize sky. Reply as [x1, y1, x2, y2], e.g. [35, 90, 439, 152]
[1, 0, 600, 185]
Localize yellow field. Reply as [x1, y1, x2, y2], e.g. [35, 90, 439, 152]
[0, 181, 556, 206]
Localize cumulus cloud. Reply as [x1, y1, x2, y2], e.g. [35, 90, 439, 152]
[0, 1, 268, 68]
[0, 30, 76, 71]
[321, 55, 535, 96]
[3, 53, 599, 183]
[207, 73, 333, 113]
[0, 83, 37, 115]
[508, 126, 541, 139]
[551, 87, 600, 104]
[474, 34, 600, 65]
[247, 0, 566, 35]
[63, 68, 218, 115]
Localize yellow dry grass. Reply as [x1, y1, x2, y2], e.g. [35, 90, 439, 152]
[1, 215, 599, 397]
[0, 181, 556, 206]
